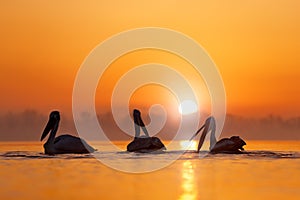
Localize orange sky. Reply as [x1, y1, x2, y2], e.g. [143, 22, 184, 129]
[0, 0, 299, 119]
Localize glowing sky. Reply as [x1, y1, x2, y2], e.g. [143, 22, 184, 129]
[0, 0, 299, 118]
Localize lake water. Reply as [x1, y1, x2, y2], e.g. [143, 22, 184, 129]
[0, 140, 300, 200]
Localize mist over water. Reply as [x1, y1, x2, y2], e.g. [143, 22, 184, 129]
[0, 110, 299, 141]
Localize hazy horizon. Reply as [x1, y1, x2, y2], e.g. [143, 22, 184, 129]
[0, 109, 299, 141]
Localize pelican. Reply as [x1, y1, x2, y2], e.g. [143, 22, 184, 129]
[190, 117, 246, 154]
[40, 111, 96, 155]
[127, 109, 166, 152]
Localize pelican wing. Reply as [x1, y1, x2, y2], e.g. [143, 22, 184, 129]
[54, 135, 95, 154]
[210, 138, 239, 154]
[127, 137, 166, 153]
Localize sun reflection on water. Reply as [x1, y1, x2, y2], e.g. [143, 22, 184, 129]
[180, 140, 197, 151]
[180, 161, 197, 200]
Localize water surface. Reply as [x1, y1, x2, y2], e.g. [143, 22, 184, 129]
[0, 141, 299, 200]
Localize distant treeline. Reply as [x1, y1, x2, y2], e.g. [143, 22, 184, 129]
[0, 110, 75, 141]
[0, 110, 299, 141]
[222, 114, 300, 140]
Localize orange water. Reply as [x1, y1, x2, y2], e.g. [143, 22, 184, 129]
[0, 141, 299, 200]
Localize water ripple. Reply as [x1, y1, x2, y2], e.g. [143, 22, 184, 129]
[0, 150, 299, 160]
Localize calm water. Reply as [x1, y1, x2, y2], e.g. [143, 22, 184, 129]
[0, 140, 300, 200]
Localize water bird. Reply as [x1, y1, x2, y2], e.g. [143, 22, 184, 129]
[190, 116, 246, 154]
[127, 109, 166, 153]
[40, 111, 95, 155]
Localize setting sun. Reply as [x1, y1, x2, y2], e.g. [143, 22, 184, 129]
[178, 100, 198, 115]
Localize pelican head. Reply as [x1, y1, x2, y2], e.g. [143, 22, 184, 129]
[40, 111, 60, 141]
[229, 136, 246, 150]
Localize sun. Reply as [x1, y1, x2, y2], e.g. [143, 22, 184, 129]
[178, 100, 198, 115]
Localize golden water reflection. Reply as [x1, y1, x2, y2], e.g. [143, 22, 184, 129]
[1, 141, 300, 200]
[180, 161, 198, 200]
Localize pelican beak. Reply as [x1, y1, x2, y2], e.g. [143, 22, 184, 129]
[40, 117, 55, 141]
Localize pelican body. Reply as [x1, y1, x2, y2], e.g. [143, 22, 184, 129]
[40, 111, 95, 155]
[191, 117, 246, 154]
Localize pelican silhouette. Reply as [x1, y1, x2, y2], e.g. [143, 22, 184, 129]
[127, 109, 166, 152]
[40, 111, 95, 155]
[190, 117, 246, 154]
